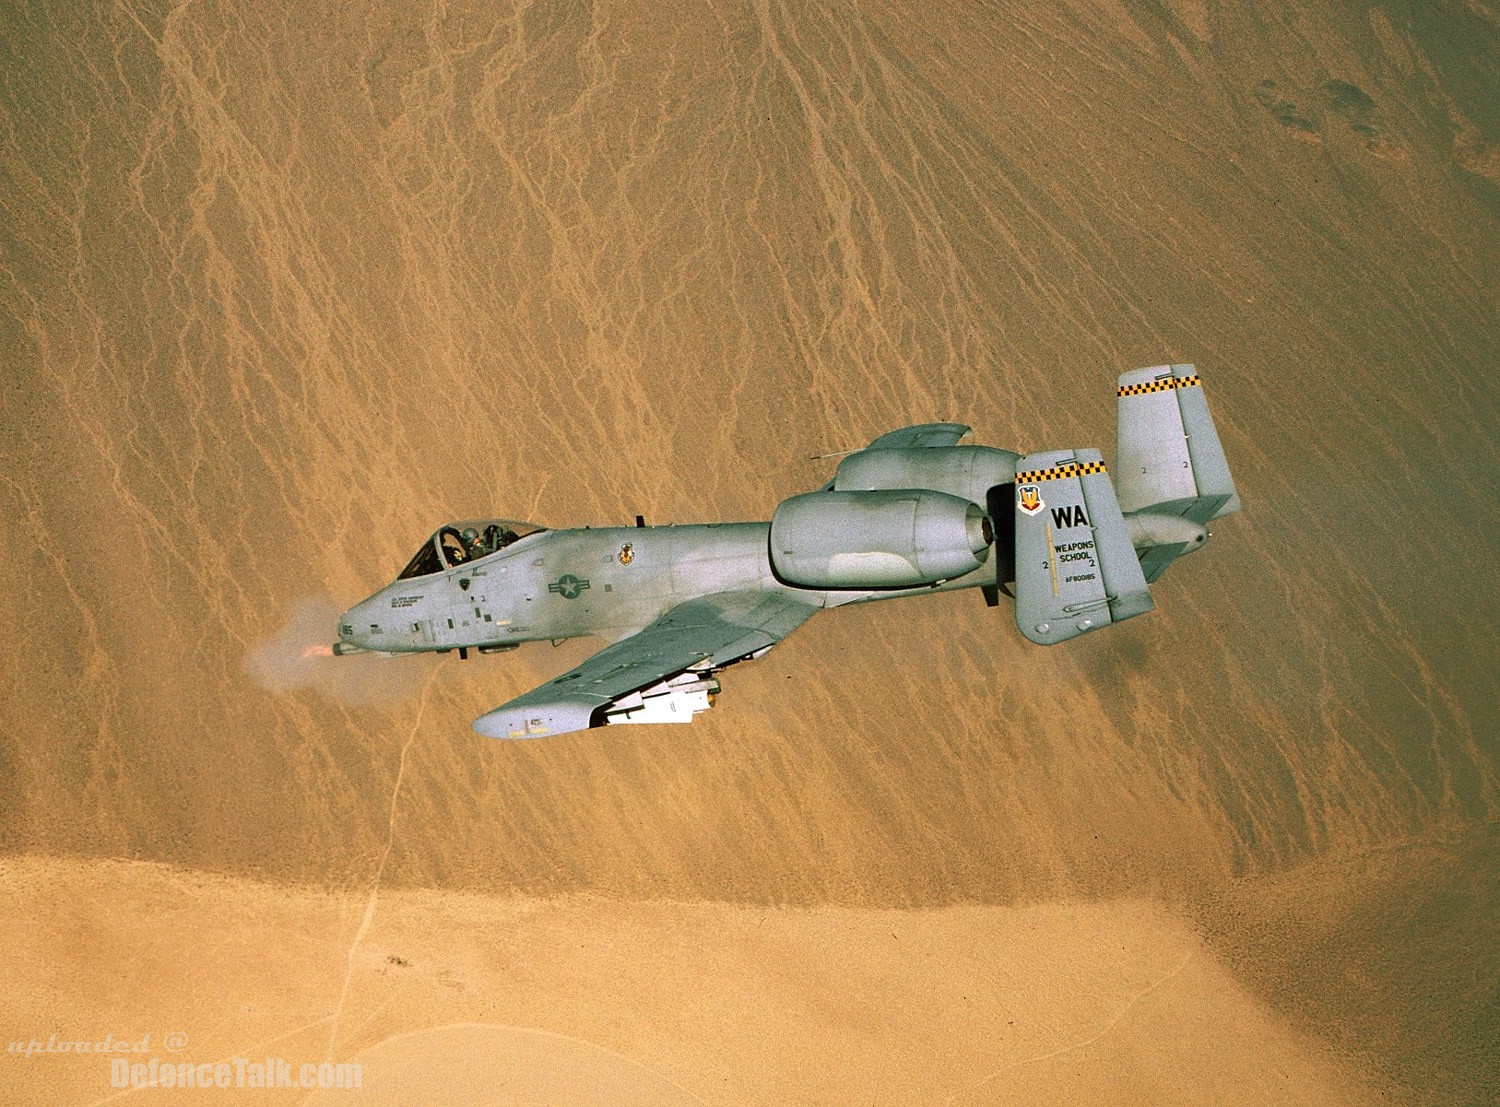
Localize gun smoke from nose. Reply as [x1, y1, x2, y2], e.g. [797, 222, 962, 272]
[244, 595, 422, 707]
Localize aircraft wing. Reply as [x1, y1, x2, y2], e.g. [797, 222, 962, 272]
[863, 423, 971, 450]
[813, 424, 974, 488]
[472, 591, 820, 739]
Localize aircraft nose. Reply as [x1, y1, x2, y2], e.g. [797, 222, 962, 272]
[337, 598, 378, 651]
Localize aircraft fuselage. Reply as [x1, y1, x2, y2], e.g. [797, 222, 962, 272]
[337, 521, 998, 656]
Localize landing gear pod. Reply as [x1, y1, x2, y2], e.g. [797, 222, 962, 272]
[771, 489, 991, 589]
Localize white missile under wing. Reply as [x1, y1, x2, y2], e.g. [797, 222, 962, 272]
[472, 591, 819, 739]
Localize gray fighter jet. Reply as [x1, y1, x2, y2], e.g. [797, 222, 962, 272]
[336, 364, 1239, 738]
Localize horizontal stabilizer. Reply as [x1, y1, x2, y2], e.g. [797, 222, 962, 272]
[1013, 449, 1153, 645]
[1126, 511, 1208, 584]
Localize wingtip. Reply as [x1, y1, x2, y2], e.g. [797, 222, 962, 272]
[472, 698, 601, 740]
[471, 713, 513, 739]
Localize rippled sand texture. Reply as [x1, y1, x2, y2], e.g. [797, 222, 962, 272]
[1, 0, 1497, 1103]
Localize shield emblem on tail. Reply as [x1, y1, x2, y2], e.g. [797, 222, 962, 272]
[1018, 484, 1043, 515]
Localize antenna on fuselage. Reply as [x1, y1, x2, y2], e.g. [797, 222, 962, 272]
[635, 514, 645, 528]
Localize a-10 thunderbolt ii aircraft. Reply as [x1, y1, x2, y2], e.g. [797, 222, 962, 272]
[335, 364, 1239, 738]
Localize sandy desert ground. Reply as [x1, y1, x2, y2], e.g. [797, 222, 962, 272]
[1, 0, 1496, 1103]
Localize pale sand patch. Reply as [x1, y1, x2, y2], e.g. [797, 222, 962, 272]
[1, 856, 1377, 1106]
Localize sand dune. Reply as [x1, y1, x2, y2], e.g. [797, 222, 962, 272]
[3, 856, 1383, 1107]
[1, 0, 1495, 1102]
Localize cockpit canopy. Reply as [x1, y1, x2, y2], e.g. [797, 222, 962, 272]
[397, 519, 545, 580]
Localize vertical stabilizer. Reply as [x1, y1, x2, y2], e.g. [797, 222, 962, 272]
[1013, 449, 1153, 645]
[1116, 364, 1240, 522]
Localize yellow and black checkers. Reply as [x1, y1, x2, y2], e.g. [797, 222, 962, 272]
[1118, 374, 1200, 397]
[1014, 460, 1107, 485]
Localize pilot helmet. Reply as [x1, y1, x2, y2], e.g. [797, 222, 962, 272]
[461, 528, 478, 543]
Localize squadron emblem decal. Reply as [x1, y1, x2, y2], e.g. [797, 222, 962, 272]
[1018, 484, 1044, 516]
[618, 542, 634, 566]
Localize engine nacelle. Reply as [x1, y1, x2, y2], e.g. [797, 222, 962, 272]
[770, 489, 991, 589]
